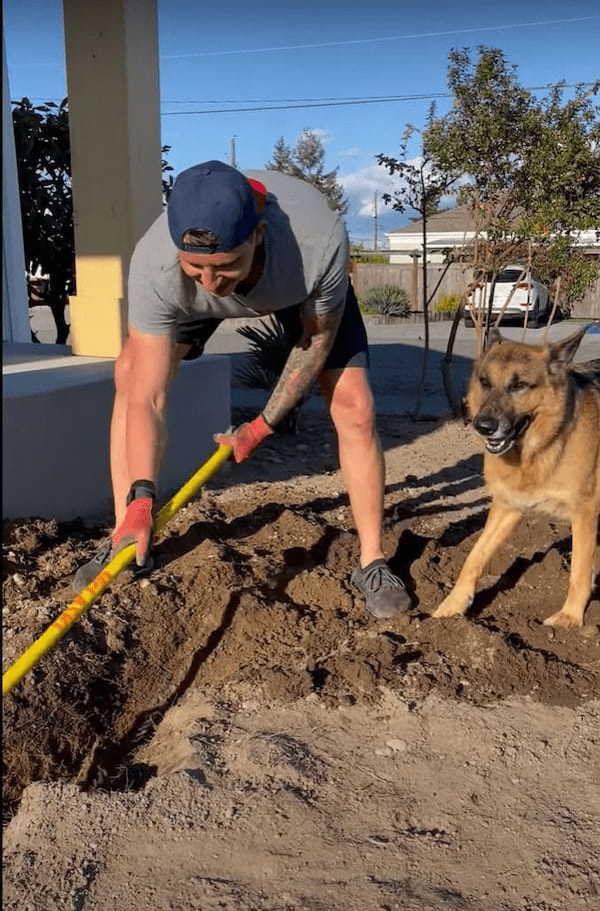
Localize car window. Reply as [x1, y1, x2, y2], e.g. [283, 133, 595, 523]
[497, 269, 525, 283]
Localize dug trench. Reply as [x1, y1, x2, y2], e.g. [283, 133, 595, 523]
[3, 430, 600, 823]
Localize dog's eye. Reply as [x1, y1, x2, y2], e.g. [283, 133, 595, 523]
[508, 379, 531, 392]
[479, 375, 491, 389]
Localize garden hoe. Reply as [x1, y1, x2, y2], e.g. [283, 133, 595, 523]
[2, 443, 232, 696]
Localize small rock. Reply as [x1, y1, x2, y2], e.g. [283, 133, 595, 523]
[366, 835, 389, 847]
[139, 578, 151, 589]
[386, 738, 407, 753]
[374, 747, 393, 757]
[296, 444, 309, 452]
[12, 573, 26, 587]
[580, 625, 599, 639]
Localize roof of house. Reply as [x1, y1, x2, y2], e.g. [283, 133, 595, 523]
[386, 204, 476, 235]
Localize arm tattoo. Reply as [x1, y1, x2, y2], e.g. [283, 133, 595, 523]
[262, 301, 344, 428]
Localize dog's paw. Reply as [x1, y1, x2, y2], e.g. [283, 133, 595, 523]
[432, 592, 472, 618]
[543, 610, 583, 629]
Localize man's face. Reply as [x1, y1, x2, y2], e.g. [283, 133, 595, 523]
[177, 225, 264, 296]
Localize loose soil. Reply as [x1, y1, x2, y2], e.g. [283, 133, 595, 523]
[3, 414, 599, 910]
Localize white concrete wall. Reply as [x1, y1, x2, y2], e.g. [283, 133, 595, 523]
[2, 348, 231, 520]
[2, 39, 30, 344]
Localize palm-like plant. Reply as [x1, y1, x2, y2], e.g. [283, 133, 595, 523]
[236, 316, 304, 433]
[359, 285, 411, 319]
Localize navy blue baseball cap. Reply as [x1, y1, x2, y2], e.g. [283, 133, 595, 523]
[167, 160, 261, 254]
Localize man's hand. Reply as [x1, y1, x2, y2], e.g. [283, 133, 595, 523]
[214, 415, 273, 463]
[112, 497, 154, 566]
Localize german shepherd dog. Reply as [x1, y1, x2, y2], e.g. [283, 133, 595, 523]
[433, 326, 600, 628]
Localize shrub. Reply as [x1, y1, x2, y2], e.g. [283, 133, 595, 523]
[235, 316, 303, 433]
[359, 285, 410, 318]
[435, 293, 462, 314]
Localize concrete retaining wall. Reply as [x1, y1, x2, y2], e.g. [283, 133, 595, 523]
[2, 345, 230, 521]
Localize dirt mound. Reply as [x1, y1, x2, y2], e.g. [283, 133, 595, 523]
[3, 485, 599, 814]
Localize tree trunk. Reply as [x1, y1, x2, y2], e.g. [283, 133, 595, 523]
[413, 187, 429, 420]
[48, 290, 70, 345]
[441, 297, 465, 418]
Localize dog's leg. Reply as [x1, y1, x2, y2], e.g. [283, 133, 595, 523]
[433, 502, 522, 618]
[544, 507, 598, 628]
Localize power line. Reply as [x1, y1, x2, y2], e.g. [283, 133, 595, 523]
[16, 81, 598, 111]
[9, 14, 600, 72]
[160, 82, 598, 116]
[160, 15, 600, 59]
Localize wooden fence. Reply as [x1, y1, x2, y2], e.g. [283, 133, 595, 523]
[351, 262, 600, 320]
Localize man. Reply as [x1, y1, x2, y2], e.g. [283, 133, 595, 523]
[75, 161, 411, 619]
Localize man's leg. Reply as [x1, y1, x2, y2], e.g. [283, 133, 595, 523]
[320, 366, 411, 618]
[319, 366, 384, 566]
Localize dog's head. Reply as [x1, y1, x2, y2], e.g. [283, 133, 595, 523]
[465, 326, 588, 456]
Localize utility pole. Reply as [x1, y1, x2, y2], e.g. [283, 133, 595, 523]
[229, 135, 237, 168]
[373, 191, 378, 251]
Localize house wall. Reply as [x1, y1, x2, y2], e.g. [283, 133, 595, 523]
[352, 263, 600, 319]
[389, 252, 447, 265]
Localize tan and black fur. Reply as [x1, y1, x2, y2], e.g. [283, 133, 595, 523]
[433, 326, 600, 628]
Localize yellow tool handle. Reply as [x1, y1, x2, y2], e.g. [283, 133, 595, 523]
[2, 444, 232, 696]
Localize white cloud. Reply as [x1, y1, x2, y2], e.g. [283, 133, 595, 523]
[337, 147, 363, 159]
[340, 158, 463, 222]
[339, 161, 411, 216]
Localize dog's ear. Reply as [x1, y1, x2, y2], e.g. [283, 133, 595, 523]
[548, 326, 590, 374]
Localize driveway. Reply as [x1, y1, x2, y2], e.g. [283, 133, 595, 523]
[30, 307, 598, 417]
[204, 317, 599, 417]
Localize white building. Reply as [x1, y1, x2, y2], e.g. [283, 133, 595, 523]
[385, 204, 600, 265]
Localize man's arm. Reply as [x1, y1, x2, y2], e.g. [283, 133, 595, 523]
[262, 299, 344, 427]
[123, 328, 174, 484]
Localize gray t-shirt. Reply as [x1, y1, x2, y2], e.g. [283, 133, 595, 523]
[127, 169, 349, 336]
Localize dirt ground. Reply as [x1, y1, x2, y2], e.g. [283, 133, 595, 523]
[3, 413, 600, 910]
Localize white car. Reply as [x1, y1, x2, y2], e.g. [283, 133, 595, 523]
[464, 265, 550, 328]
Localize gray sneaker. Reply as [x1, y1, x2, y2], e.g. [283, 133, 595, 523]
[351, 559, 412, 619]
[73, 537, 153, 594]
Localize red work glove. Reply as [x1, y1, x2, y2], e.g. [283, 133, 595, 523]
[214, 415, 273, 463]
[112, 498, 154, 567]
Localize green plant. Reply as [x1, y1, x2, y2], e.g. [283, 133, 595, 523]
[435, 293, 461, 313]
[12, 96, 175, 344]
[235, 316, 303, 433]
[12, 97, 74, 344]
[359, 286, 410, 318]
[266, 129, 348, 213]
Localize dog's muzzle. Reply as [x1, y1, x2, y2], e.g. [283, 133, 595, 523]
[473, 413, 532, 455]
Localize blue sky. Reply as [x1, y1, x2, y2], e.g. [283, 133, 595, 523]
[5, 0, 600, 244]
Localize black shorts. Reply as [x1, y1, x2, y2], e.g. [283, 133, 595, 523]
[176, 281, 369, 369]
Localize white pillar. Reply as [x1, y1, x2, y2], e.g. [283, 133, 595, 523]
[2, 38, 30, 344]
[63, 0, 163, 357]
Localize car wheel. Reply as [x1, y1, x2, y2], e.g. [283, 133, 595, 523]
[528, 301, 541, 328]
